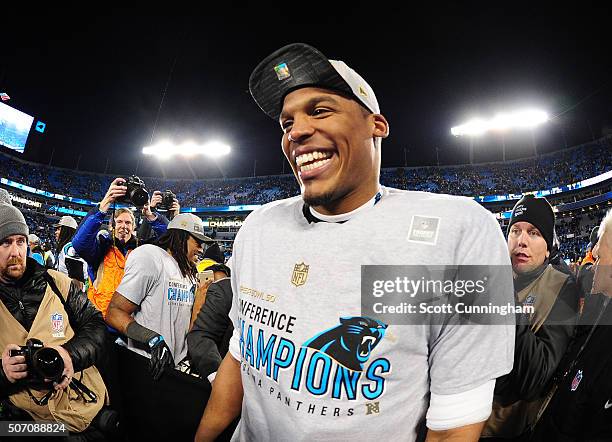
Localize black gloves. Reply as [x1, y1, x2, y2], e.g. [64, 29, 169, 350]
[125, 322, 175, 381]
[147, 335, 174, 381]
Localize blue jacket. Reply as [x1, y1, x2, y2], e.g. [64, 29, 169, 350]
[72, 207, 168, 283]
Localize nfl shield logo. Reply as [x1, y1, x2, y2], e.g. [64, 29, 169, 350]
[291, 262, 309, 287]
[51, 312, 65, 338]
[570, 370, 583, 391]
[523, 294, 536, 307]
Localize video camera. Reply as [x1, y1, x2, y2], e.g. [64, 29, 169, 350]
[9, 338, 64, 382]
[117, 175, 149, 208]
[157, 190, 176, 211]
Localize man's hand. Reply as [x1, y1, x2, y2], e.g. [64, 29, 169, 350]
[149, 191, 163, 210]
[99, 178, 127, 213]
[1, 344, 28, 383]
[195, 354, 243, 442]
[170, 199, 180, 217]
[148, 335, 174, 381]
[142, 191, 162, 221]
[46, 345, 75, 391]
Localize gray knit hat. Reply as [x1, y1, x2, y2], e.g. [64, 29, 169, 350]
[0, 203, 29, 241]
[0, 188, 11, 205]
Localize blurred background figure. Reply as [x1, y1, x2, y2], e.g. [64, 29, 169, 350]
[27, 233, 45, 266]
[54, 215, 88, 284]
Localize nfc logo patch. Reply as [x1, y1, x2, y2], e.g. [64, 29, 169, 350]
[407, 215, 441, 245]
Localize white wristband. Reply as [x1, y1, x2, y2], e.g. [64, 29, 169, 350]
[426, 380, 495, 431]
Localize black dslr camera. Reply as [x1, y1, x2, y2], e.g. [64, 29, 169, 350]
[9, 338, 64, 382]
[157, 190, 176, 211]
[118, 175, 149, 208]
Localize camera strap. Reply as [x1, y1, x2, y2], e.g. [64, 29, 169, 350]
[43, 272, 72, 318]
[70, 376, 98, 404]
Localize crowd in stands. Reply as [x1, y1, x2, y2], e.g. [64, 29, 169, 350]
[0, 137, 608, 266]
[22, 210, 60, 247]
[13, 202, 606, 267]
[1, 138, 610, 207]
[555, 208, 608, 262]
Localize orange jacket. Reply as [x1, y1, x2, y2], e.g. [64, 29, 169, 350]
[87, 246, 131, 317]
[581, 250, 595, 266]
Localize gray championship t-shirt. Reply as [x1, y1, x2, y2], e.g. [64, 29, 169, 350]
[117, 244, 195, 365]
[228, 187, 515, 441]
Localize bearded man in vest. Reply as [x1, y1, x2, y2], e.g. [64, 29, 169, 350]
[72, 178, 168, 318]
[0, 201, 108, 436]
[482, 195, 580, 441]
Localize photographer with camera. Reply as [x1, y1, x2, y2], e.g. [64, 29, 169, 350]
[0, 201, 108, 436]
[72, 177, 168, 318]
[137, 190, 180, 243]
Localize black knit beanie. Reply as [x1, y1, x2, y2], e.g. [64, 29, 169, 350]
[507, 195, 555, 251]
[203, 242, 224, 264]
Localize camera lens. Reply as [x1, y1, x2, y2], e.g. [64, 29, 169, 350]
[130, 187, 149, 207]
[32, 348, 64, 381]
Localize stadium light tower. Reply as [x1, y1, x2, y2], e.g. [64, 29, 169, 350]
[451, 109, 549, 163]
[142, 140, 231, 159]
[451, 109, 549, 137]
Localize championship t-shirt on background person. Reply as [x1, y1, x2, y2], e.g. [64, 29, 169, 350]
[117, 243, 196, 366]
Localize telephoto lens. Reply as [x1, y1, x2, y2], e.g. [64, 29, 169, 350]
[32, 347, 65, 381]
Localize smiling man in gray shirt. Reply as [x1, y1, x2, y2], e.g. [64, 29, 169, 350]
[195, 43, 515, 442]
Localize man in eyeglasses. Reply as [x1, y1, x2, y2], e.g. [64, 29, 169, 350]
[72, 178, 170, 318]
[0, 197, 108, 434]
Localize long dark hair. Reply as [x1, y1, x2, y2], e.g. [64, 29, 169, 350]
[155, 229, 198, 282]
[55, 226, 76, 257]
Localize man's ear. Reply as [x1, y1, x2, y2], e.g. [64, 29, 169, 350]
[372, 114, 390, 139]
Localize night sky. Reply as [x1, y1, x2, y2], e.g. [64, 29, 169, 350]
[2, 5, 611, 179]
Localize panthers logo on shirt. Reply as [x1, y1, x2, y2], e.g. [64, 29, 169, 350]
[303, 317, 387, 371]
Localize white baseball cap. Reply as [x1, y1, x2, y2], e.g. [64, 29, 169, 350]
[54, 216, 78, 230]
[249, 43, 380, 121]
[28, 233, 40, 244]
[167, 213, 212, 243]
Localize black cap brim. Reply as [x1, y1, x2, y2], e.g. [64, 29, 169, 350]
[249, 43, 354, 121]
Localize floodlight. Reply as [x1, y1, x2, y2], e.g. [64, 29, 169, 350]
[451, 118, 488, 136]
[203, 141, 231, 158]
[451, 109, 549, 137]
[142, 140, 231, 158]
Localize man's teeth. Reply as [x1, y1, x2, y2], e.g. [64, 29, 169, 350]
[295, 151, 332, 167]
[300, 158, 332, 172]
